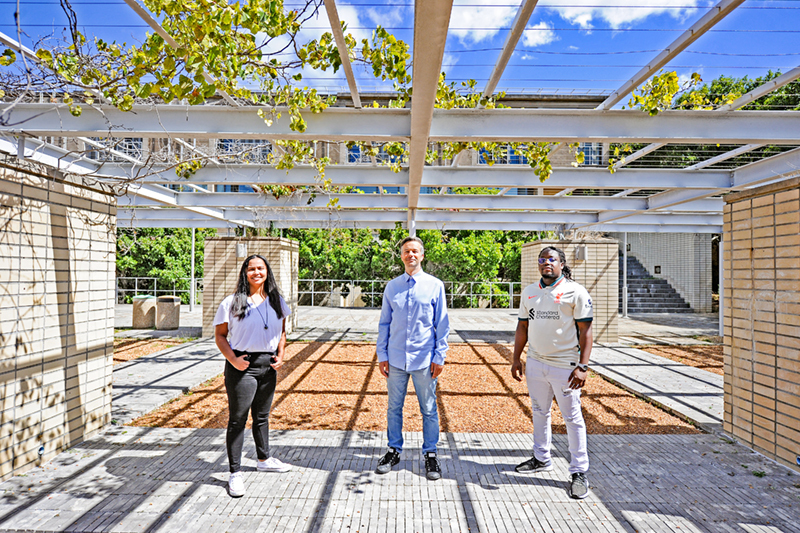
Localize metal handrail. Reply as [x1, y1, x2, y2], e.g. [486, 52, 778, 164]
[298, 279, 521, 309]
[116, 277, 203, 304]
[116, 276, 522, 309]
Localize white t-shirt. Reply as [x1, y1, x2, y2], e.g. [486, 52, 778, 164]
[213, 294, 291, 353]
[518, 275, 593, 369]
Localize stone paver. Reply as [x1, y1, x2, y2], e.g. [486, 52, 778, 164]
[112, 339, 224, 425]
[1, 427, 797, 532]
[591, 346, 724, 433]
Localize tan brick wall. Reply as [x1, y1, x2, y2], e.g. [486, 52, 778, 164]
[723, 177, 800, 473]
[202, 237, 299, 338]
[0, 161, 115, 481]
[521, 239, 619, 345]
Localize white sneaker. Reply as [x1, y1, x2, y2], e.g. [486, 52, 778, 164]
[257, 457, 292, 473]
[227, 471, 245, 498]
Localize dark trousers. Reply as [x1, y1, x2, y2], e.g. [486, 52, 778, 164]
[225, 356, 277, 473]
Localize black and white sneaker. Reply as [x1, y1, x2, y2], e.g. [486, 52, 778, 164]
[424, 452, 441, 481]
[514, 456, 554, 473]
[569, 472, 589, 499]
[375, 448, 401, 474]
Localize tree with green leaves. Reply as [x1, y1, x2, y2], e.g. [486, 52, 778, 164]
[116, 228, 215, 303]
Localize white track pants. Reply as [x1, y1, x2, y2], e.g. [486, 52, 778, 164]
[525, 357, 589, 474]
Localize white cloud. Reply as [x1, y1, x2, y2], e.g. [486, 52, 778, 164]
[449, 0, 518, 45]
[522, 21, 558, 47]
[568, 45, 579, 50]
[552, 0, 704, 30]
[363, 5, 406, 29]
[441, 52, 459, 77]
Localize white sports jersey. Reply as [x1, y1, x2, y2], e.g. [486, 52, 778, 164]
[518, 275, 593, 369]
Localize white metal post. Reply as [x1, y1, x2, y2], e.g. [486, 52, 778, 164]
[190, 228, 196, 312]
[622, 232, 628, 318]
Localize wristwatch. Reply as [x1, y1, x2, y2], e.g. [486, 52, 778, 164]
[575, 363, 589, 372]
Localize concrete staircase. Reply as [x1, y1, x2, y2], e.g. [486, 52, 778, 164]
[619, 255, 693, 313]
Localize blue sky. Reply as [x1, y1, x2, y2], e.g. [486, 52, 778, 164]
[2, 0, 799, 99]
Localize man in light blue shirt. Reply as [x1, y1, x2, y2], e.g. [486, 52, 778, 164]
[375, 236, 450, 481]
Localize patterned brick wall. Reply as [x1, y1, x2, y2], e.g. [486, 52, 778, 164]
[609, 232, 713, 312]
[202, 237, 299, 338]
[723, 177, 800, 473]
[0, 160, 116, 480]
[521, 239, 619, 345]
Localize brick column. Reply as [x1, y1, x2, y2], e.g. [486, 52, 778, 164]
[521, 239, 619, 345]
[723, 177, 800, 473]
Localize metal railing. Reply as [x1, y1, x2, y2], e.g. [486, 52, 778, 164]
[116, 277, 202, 305]
[299, 279, 521, 309]
[116, 277, 522, 309]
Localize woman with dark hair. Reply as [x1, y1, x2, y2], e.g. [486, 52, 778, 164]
[213, 254, 291, 498]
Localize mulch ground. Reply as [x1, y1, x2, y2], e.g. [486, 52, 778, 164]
[113, 338, 195, 365]
[131, 342, 699, 435]
[638, 344, 723, 376]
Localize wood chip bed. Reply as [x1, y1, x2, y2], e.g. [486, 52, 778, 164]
[638, 344, 723, 376]
[113, 338, 194, 366]
[131, 342, 700, 435]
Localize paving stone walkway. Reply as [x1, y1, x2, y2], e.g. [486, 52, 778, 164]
[591, 346, 724, 434]
[1, 427, 798, 533]
[112, 340, 223, 425]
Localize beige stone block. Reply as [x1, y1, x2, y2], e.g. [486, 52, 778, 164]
[775, 189, 800, 203]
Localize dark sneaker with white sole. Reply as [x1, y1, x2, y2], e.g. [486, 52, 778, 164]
[375, 448, 400, 474]
[569, 472, 589, 499]
[424, 452, 441, 481]
[514, 456, 554, 473]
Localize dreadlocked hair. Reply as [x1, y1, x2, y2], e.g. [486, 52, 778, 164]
[230, 254, 285, 321]
[539, 246, 573, 281]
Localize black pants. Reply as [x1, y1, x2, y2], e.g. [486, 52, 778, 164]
[225, 355, 277, 473]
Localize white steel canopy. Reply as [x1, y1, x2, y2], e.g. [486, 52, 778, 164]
[1, 0, 799, 234]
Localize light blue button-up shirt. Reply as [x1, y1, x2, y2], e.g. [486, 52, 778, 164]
[377, 270, 450, 371]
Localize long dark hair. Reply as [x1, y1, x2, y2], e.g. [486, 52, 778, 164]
[230, 254, 285, 321]
[539, 246, 573, 281]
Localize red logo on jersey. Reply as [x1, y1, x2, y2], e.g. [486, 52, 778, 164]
[554, 292, 564, 303]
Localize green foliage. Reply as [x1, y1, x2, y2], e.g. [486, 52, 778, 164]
[627, 70, 703, 116]
[0, 48, 15, 67]
[620, 72, 800, 170]
[287, 227, 547, 283]
[676, 70, 800, 111]
[116, 227, 215, 303]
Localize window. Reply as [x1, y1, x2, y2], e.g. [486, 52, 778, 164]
[479, 145, 528, 165]
[348, 144, 403, 164]
[218, 139, 272, 164]
[218, 184, 255, 193]
[86, 137, 143, 162]
[580, 142, 603, 166]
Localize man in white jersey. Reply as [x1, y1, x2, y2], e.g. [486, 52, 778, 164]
[511, 246, 593, 499]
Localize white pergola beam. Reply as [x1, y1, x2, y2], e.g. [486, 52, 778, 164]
[683, 144, 764, 171]
[613, 143, 665, 171]
[588, 146, 800, 227]
[615, 62, 800, 170]
[125, 191, 722, 212]
[407, 0, 453, 216]
[8, 105, 800, 145]
[119, 207, 720, 227]
[125, 164, 734, 189]
[0, 31, 38, 62]
[597, 0, 745, 110]
[323, 0, 361, 108]
[732, 146, 800, 187]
